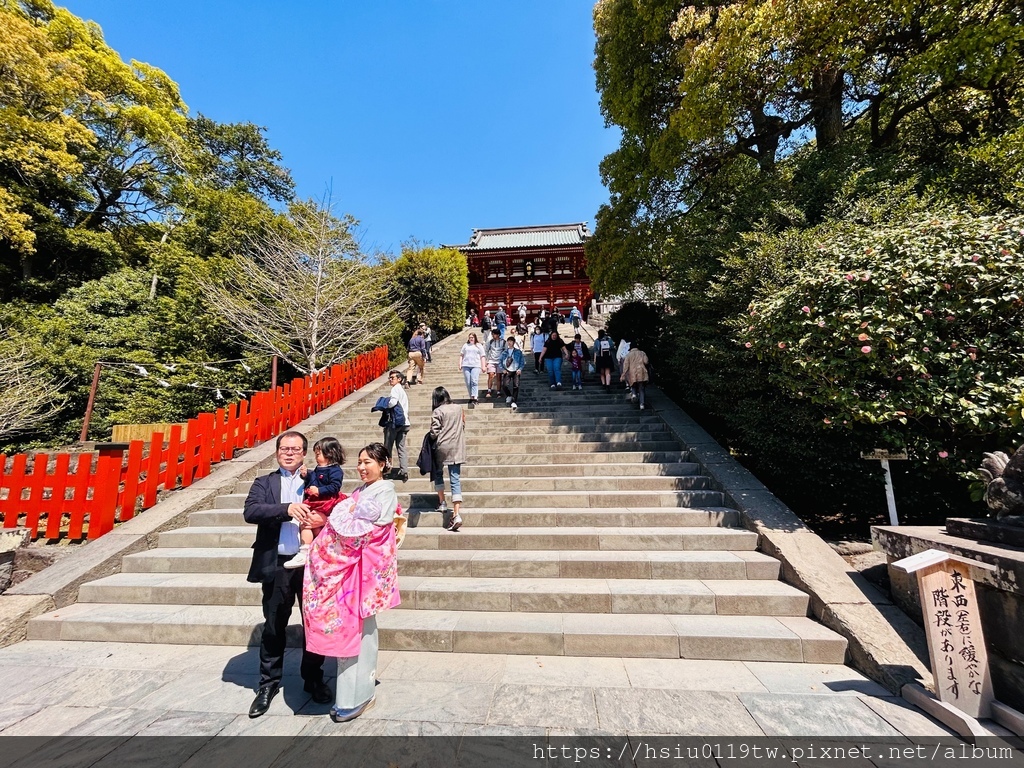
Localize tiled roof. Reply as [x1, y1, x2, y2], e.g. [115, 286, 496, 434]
[445, 223, 590, 250]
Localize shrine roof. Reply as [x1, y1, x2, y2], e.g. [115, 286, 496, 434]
[444, 223, 591, 251]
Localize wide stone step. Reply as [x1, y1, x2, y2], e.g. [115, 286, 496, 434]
[157, 525, 759, 551]
[230, 474, 714, 497]
[121, 547, 781, 579]
[232, 463, 701, 491]
[26, 603, 846, 663]
[212, 489, 726, 510]
[464, 451, 689, 465]
[190, 506, 738, 528]
[321, 419, 668, 436]
[76, 573, 809, 616]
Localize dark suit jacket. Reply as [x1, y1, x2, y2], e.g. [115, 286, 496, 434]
[243, 469, 294, 584]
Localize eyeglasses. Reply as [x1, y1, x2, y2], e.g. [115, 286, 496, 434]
[278, 447, 305, 454]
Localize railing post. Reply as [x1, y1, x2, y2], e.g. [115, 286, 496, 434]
[79, 362, 102, 442]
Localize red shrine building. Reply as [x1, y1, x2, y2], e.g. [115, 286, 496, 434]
[445, 223, 594, 318]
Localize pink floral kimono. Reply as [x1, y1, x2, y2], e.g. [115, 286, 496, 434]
[302, 484, 401, 657]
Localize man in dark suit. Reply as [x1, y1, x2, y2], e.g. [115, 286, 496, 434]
[244, 430, 331, 717]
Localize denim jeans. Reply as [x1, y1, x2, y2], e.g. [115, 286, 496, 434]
[571, 369, 582, 387]
[545, 357, 562, 386]
[433, 462, 462, 502]
[462, 366, 480, 399]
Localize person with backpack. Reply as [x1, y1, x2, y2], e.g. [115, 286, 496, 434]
[593, 329, 616, 392]
[494, 306, 508, 338]
[569, 305, 582, 331]
[480, 311, 492, 334]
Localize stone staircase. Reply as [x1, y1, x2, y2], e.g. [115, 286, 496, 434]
[27, 327, 848, 664]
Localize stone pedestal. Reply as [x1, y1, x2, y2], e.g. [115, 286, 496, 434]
[872, 524, 1024, 712]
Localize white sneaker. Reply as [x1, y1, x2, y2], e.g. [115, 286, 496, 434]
[506, 396, 512, 404]
[639, 404, 646, 410]
[550, 384, 556, 389]
[511, 402, 518, 411]
[283, 548, 308, 569]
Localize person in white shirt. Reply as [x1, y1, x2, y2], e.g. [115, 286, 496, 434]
[458, 332, 486, 408]
[383, 370, 411, 481]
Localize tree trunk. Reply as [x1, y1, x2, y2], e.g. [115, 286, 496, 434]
[811, 68, 844, 149]
[750, 104, 782, 171]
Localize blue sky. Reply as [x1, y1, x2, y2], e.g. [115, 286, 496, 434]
[62, 0, 620, 255]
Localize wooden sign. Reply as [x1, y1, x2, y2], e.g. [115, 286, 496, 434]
[861, 449, 908, 461]
[892, 549, 996, 718]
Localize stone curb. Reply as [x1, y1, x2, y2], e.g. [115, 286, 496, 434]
[646, 385, 933, 695]
[0, 352, 408, 648]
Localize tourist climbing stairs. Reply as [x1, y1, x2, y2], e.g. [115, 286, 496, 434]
[28, 327, 847, 664]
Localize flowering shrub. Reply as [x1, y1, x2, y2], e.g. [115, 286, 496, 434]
[741, 211, 1024, 466]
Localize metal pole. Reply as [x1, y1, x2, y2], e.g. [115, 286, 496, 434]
[270, 355, 278, 391]
[79, 362, 102, 442]
[881, 458, 900, 526]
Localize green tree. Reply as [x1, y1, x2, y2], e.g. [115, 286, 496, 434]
[392, 244, 468, 333]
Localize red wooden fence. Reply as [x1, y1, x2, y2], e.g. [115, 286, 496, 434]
[0, 346, 388, 540]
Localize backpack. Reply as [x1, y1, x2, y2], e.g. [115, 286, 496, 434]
[597, 337, 614, 357]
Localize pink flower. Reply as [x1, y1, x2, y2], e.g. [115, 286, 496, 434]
[801, 306, 811, 313]
[971, 255, 980, 262]
[922, 347, 930, 352]
[844, 274, 854, 281]
[938, 451, 948, 459]
[923, 309, 933, 316]
[861, 273, 871, 281]
[897, 376, 903, 381]
[861, 345, 871, 354]
[858, 333, 869, 341]
[943, 283, 952, 290]
[744, 342, 752, 348]
[946, 315, 955, 322]
[823, 418, 832, 424]
[777, 342, 787, 349]
[817, 320, 826, 327]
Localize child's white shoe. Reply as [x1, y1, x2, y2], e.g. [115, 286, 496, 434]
[283, 546, 308, 569]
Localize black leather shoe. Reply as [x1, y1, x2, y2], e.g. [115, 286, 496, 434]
[248, 683, 279, 718]
[304, 679, 333, 705]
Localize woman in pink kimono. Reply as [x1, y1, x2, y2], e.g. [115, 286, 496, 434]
[303, 442, 400, 722]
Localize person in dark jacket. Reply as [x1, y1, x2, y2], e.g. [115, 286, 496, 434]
[243, 431, 330, 718]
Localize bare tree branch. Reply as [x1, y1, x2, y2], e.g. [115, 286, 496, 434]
[0, 331, 67, 441]
[198, 199, 405, 373]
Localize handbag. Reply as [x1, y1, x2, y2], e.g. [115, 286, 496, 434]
[587, 362, 596, 374]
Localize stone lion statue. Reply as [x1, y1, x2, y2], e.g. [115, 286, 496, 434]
[978, 447, 1024, 523]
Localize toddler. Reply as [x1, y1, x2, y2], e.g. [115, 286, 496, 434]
[284, 436, 344, 569]
[569, 346, 583, 390]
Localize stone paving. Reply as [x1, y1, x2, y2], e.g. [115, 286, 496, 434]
[0, 641, 956, 738]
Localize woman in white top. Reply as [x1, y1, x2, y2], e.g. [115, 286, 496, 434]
[531, 328, 547, 373]
[458, 332, 486, 409]
[383, 370, 411, 481]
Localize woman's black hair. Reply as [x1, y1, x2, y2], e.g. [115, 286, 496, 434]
[432, 387, 453, 410]
[597, 329, 606, 338]
[359, 442, 390, 469]
[312, 436, 345, 465]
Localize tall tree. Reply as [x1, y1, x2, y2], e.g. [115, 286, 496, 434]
[392, 244, 468, 333]
[199, 200, 404, 374]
